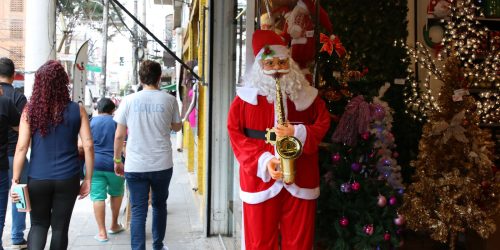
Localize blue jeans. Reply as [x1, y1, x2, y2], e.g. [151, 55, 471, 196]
[8, 156, 29, 244]
[0, 169, 10, 250]
[126, 168, 173, 250]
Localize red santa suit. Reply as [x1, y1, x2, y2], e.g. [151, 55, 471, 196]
[283, 0, 333, 71]
[227, 30, 331, 250]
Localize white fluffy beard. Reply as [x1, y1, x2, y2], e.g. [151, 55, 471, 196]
[242, 59, 309, 103]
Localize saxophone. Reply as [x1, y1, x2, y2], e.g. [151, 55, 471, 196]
[265, 76, 303, 184]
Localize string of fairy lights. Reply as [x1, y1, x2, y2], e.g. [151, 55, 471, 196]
[399, 0, 499, 124]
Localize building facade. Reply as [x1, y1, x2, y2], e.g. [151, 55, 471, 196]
[0, 0, 25, 69]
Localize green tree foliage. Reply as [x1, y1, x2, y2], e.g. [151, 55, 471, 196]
[315, 1, 421, 249]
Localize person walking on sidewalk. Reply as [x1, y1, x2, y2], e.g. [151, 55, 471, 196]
[0, 84, 21, 250]
[10, 60, 94, 250]
[0, 57, 28, 249]
[113, 60, 182, 250]
[89, 98, 125, 242]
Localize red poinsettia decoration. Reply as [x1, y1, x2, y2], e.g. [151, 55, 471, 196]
[262, 45, 275, 60]
[320, 33, 346, 57]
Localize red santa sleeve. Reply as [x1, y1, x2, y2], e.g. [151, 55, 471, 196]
[227, 97, 273, 182]
[319, 7, 333, 34]
[298, 97, 330, 155]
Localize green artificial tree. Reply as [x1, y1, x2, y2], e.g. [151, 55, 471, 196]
[320, 0, 420, 181]
[314, 1, 416, 249]
[317, 56, 405, 249]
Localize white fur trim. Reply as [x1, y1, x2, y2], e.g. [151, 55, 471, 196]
[284, 184, 320, 200]
[291, 37, 307, 45]
[257, 152, 274, 182]
[236, 87, 259, 105]
[294, 124, 307, 145]
[294, 85, 318, 111]
[240, 181, 320, 204]
[256, 45, 289, 61]
[240, 181, 284, 204]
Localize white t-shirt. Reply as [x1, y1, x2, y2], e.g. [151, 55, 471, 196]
[114, 89, 181, 172]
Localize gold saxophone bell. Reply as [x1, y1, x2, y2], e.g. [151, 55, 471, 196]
[276, 136, 302, 184]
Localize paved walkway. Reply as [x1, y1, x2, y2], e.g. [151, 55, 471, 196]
[2, 142, 228, 250]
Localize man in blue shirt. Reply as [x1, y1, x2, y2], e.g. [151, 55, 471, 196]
[89, 98, 125, 242]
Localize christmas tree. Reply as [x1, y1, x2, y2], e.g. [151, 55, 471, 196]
[400, 1, 500, 249]
[317, 48, 405, 249]
[314, 1, 413, 248]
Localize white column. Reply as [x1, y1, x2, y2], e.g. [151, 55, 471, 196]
[24, 0, 56, 98]
[207, 0, 236, 235]
[245, 0, 255, 74]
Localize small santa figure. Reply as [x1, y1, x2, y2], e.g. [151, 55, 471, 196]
[260, 6, 289, 35]
[284, 0, 333, 80]
[227, 29, 330, 250]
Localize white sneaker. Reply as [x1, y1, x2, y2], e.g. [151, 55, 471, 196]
[162, 247, 169, 250]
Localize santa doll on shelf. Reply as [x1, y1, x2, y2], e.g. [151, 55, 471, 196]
[283, 0, 333, 82]
[260, 6, 290, 36]
[227, 29, 330, 250]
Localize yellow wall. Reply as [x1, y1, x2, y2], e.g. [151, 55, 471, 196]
[196, 0, 207, 196]
[183, 123, 195, 172]
[183, 0, 207, 196]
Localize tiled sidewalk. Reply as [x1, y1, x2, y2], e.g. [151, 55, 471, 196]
[2, 144, 225, 250]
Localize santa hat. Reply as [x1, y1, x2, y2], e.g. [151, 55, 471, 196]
[252, 29, 289, 60]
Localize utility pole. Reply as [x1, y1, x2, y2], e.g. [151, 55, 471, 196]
[142, 0, 147, 61]
[132, 0, 138, 86]
[101, 0, 110, 98]
[25, 0, 56, 98]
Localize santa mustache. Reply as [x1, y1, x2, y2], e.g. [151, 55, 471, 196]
[262, 69, 291, 75]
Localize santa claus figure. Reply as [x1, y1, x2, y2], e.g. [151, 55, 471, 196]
[260, 6, 289, 35]
[227, 30, 330, 250]
[284, 0, 333, 80]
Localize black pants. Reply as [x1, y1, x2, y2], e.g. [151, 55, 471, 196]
[27, 175, 80, 250]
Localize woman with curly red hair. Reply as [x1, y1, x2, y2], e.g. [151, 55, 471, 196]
[10, 60, 94, 249]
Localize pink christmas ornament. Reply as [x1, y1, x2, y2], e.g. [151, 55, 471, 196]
[377, 195, 387, 207]
[384, 232, 391, 241]
[361, 131, 370, 140]
[332, 153, 341, 163]
[363, 224, 374, 235]
[394, 214, 405, 226]
[339, 217, 349, 227]
[351, 181, 361, 191]
[392, 151, 399, 158]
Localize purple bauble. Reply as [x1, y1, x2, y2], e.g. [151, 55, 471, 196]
[351, 162, 362, 172]
[332, 153, 341, 164]
[383, 159, 391, 166]
[389, 196, 397, 206]
[377, 195, 387, 207]
[340, 183, 351, 193]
